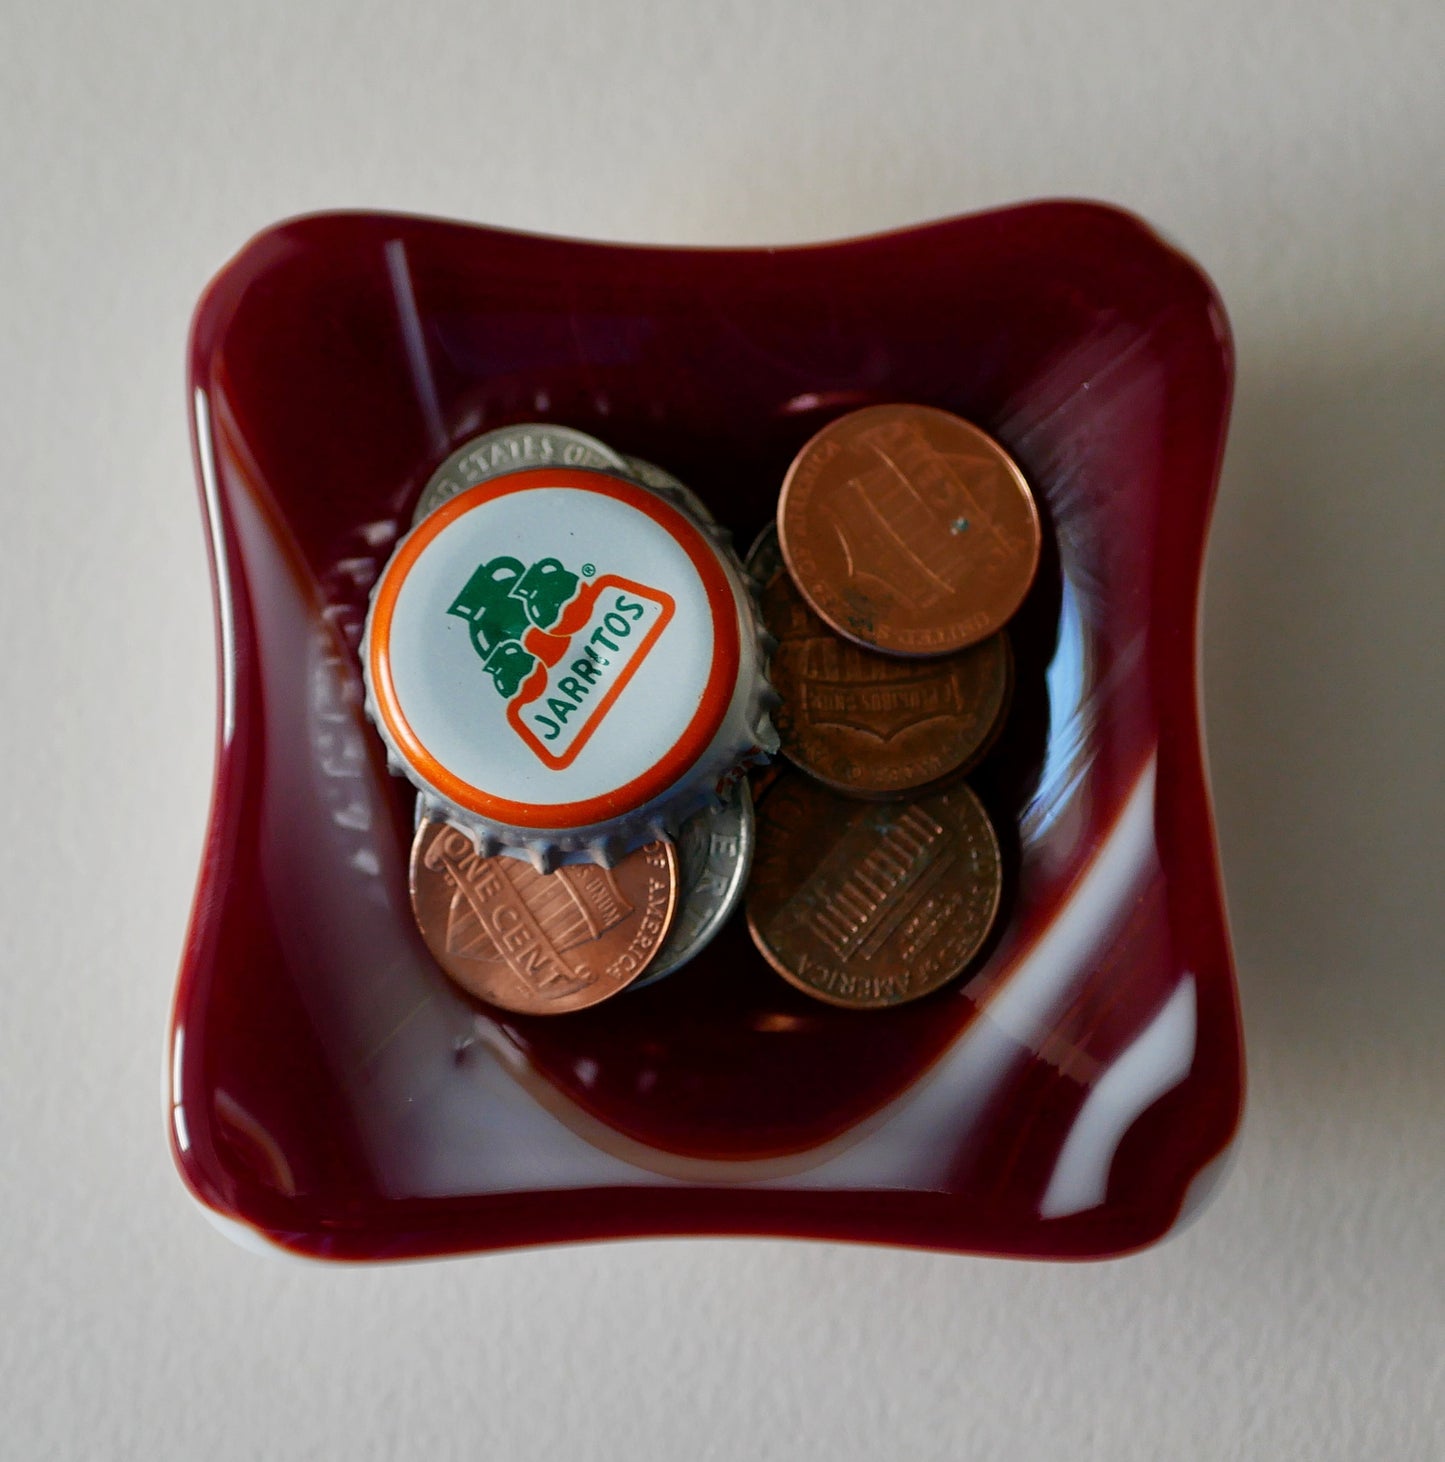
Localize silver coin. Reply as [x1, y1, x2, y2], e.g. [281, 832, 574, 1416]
[411, 423, 631, 526]
[622, 453, 717, 526]
[744, 520, 784, 590]
[630, 780, 755, 989]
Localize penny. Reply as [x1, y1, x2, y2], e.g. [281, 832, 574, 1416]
[630, 781, 754, 990]
[410, 819, 678, 1014]
[777, 404, 1041, 656]
[761, 567, 1013, 796]
[746, 774, 1002, 1009]
[411, 423, 630, 526]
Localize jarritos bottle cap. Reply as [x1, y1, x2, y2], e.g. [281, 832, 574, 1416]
[363, 465, 777, 869]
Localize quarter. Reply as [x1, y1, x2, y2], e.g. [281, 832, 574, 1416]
[630, 780, 754, 989]
[412, 423, 630, 526]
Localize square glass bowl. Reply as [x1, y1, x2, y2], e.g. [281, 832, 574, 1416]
[171, 202, 1241, 1260]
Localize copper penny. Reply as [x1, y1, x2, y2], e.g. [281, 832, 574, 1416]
[777, 404, 1041, 656]
[746, 774, 1002, 1009]
[410, 819, 678, 1015]
[761, 567, 1013, 797]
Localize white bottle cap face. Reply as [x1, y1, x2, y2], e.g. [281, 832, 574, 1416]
[366, 468, 741, 831]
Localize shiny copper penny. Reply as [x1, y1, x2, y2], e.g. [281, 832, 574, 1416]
[746, 774, 1002, 1009]
[761, 568, 1013, 797]
[410, 819, 678, 1015]
[777, 404, 1041, 656]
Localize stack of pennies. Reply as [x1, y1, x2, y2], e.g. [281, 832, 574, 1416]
[744, 404, 1042, 1009]
[369, 408, 1039, 1017]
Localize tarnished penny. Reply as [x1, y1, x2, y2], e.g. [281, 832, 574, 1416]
[761, 567, 1013, 797]
[746, 774, 1002, 1009]
[777, 404, 1041, 656]
[410, 819, 678, 1014]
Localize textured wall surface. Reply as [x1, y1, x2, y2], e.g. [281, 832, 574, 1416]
[1, 3, 1441, 1457]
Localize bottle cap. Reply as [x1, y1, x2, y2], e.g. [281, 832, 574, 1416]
[363, 464, 777, 868]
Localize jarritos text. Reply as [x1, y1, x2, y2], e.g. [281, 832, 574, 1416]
[449, 554, 675, 769]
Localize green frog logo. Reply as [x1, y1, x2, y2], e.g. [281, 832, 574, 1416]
[447, 554, 676, 770]
[448, 555, 582, 698]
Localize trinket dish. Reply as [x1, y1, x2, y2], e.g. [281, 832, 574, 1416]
[172, 202, 1241, 1260]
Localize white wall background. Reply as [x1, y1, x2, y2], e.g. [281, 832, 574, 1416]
[2, 2, 1442, 1457]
